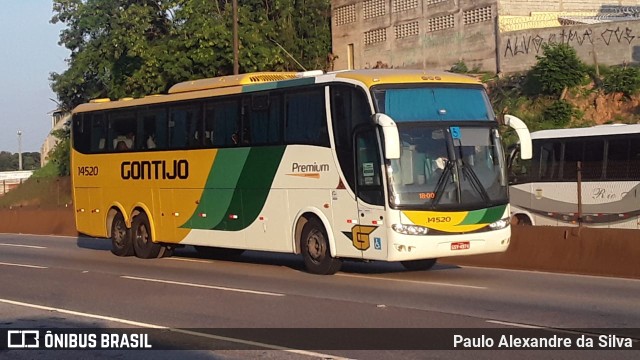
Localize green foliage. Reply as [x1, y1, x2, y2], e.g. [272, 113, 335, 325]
[50, 0, 333, 110]
[602, 65, 640, 98]
[32, 162, 60, 178]
[449, 60, 469, 74]
[542, 100, 575, 127]
[0, 152, 41, 171]
[527, 43, 588, 97]
[48, 126, 71, 177]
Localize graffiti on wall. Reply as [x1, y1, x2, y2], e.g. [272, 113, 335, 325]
[503, 26, 637, 57]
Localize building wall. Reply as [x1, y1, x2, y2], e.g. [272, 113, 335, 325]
[498, 0, 640, 16]
[500, 20, 640, 72]
[331, 0, 640, 73]
[332, 0, 499, 72]
[40, 113, 70, 167]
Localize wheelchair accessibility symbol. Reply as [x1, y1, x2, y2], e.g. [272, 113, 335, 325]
[374, 237, 382, 250]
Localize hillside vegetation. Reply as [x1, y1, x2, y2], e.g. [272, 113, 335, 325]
[482, 43, 640, 141]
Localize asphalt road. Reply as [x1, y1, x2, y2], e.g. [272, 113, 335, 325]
[0, 233, 638, 359]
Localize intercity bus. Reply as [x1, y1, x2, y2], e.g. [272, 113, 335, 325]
[71, 69, 532, 274]
[509, 124, 640, 228]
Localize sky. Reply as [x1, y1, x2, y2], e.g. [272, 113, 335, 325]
[0, 1, 70, 153]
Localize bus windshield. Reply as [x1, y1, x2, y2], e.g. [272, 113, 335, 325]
[372, 85, 495, 122]
[370, 83, 507, 210]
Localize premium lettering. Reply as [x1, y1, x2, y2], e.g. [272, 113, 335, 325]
[291, 162, 329, 173]
[121, 160, 189, 180]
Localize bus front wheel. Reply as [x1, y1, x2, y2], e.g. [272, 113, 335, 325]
[111, 212, 133, 256]
[401, 258, 437, 271]
[132, 213, 162, 259]
[301, 218, 342, 275]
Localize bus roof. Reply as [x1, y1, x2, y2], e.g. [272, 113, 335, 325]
[331, 69, 481, 87]
[72, 69, 482, 114]
[531, 124, 640, 140]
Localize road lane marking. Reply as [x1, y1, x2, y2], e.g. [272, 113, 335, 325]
[0, 298, 346, 359]
[0, 243, 46, 249]
[486, 320, 543, 329]
[121, 275, 285, 297]
[165, 257, 216, 264]
[0, 261, 47, 269]
[336, 273, 487, 290]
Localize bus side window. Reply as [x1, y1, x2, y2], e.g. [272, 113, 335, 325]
[169, 105, 200, 149]
[285, 89, 329, 147]
[206, 99, 240, 147]
[91, 114, 107, 153]
[249, 94, 282, 145]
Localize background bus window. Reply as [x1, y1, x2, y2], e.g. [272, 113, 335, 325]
[285, 89, 329, 146]
[169, 105, 201, 149]
[606, 138, 629, 179]
[538, 141, 561, 181]
[562, 140, 583, 181]
[581, 140, 604, 180]
[249, 94, 282, 145]
[629, 139, 640, 179]
[205, 99, 239, 147]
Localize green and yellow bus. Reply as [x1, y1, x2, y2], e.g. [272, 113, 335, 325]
[71, 69, 532, 274]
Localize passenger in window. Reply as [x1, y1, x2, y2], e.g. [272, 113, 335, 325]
[146, 134, 157, 149]
[114, 132, 134, 150]
[231, 128, 250, 145]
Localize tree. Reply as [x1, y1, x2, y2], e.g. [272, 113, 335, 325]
[51, 0, 173, 110]
[48, 126, 71, 176]
[50, 0, 333, 111]
[526, 43, 588, 97]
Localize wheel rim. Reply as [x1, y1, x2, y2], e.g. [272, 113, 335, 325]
[307, 229, 326, 264]
[113, 219, 127, 247]
[135, 223, 149, 245]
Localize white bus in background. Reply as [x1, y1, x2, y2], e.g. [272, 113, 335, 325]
[508, 124, 640, 229]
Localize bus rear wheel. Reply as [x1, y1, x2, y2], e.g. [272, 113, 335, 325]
[111, 212, 133, 256]
[132, 213, 162, 259]
[401, 258, 437, 271]
[301, 218, 342, 275]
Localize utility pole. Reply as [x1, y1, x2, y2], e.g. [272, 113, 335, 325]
[232, 0, 239, 75]
[17, 130, 23, 171]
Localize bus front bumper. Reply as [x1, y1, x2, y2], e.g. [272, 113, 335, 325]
[385, 226, 511, 262]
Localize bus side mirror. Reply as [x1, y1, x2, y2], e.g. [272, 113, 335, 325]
[504, 115, 532, 160]
[373, 113, 401, 159]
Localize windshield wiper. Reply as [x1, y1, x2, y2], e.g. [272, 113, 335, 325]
[459, 157, 491, 204]
[430, 160, 454, 209]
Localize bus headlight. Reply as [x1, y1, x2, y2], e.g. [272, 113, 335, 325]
[392, 224, 429, 235]
[489, 218, 510, 230]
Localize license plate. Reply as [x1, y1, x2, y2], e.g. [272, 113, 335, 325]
[451, 241, 470, 250]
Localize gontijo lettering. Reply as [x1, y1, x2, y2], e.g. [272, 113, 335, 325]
[121, 160, 189, 180]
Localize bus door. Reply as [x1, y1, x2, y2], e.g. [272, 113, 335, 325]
[353, 127, 387, 260]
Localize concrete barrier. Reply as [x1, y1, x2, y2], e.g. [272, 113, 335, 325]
[0, 207, 637, 279]
[444, 226, 640, 279]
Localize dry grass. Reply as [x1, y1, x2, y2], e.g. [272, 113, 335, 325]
[0, 176, 72, 209]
